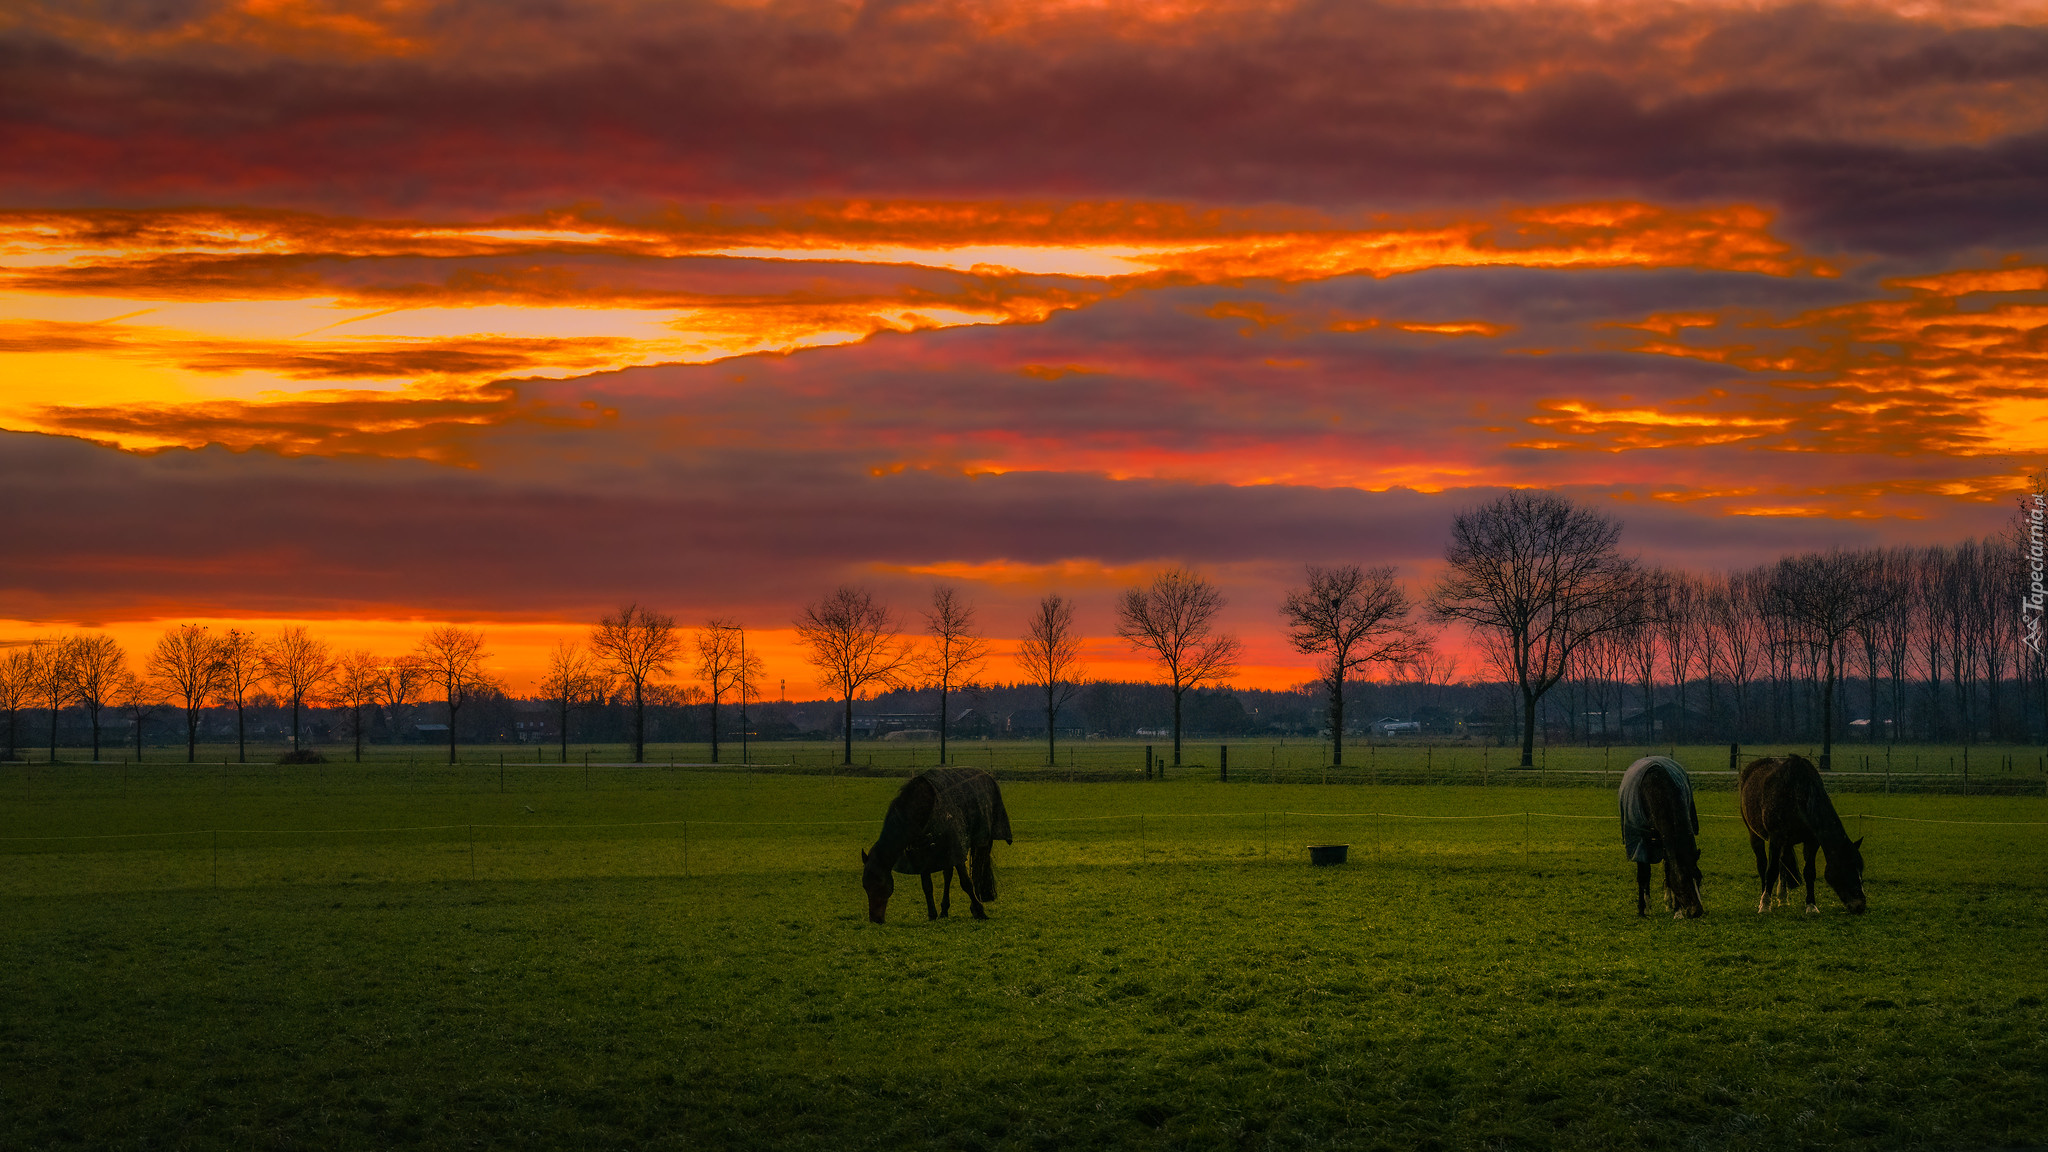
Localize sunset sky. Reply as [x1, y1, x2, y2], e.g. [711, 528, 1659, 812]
[3, 0, 2044, 693]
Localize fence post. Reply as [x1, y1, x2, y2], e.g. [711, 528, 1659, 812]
[1729, 742, 1739, 772]
[1220, 745, 1229, 783]
[1144, 745, 1153, 781]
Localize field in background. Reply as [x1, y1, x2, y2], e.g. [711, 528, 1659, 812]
[8, 736, 2046, 791]
[2, 770, 2044, 1149]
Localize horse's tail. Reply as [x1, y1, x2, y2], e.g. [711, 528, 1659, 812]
[972, 843, 996, 901]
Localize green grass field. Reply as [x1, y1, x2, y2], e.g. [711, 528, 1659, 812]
[2, 767, 2044, 1150]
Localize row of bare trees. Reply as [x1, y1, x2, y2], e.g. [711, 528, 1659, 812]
[0, 609, 771, 766]
[793, 567, 1248, 768]
[0, 624, 498, 765]
[1558, 539, 2035, 757]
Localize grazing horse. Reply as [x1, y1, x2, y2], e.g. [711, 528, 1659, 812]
[1618, 755, 1705, 918]
[861, 767, 1012, 924]
[1739, 754, 1866, 915]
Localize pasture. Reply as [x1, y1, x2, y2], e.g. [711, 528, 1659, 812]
[1, 765, 2043, 1150]
[14, 735, 2047, 793]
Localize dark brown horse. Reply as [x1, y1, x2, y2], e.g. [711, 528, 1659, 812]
[861, 767, 1011, 924]
[1618, 755, 1705, 918]
[1739, 754, 1866, 915]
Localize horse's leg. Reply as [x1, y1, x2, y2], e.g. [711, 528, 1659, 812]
[1749, 833, 1771, 912]
[921, 871, 939, 921]
[956, 848, 986, 919]
[1636, 860, 1650, 917]
[1802, 841, 1820, 914]
[1761, 839, 1790, 912]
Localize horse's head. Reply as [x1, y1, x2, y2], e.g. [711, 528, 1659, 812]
[1667, 845, 1706, 919]
[860, 847, 894, 924]
[1825, 837, 1866, 914]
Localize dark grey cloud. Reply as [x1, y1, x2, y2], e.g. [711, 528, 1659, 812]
[2, 1, 2044, 255]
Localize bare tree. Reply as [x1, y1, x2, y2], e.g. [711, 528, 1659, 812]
[1017, 594, 1086, 767]
[215, 628, 264, 763]
[332, 650, 381, 763]
[1428, 491, 1647, 767]
[416, 626, 494, 765]
[1280, 564, 1428, 766]
[262, 626, 336, 756]
[1116, 566, 1242, 767]
[67, 633, 127, 762]
[794, 586, 915, 766]
[0, 647, 34, 762]
[696, 619, 762, 764]
[917, 586, 988, 767]
[372, 656, 425, 749]
[1658, 573, 1702, 743]
[118, 671, 166, 760]
[1620, 572, 1670, 742]
[1769, 549, 1898, 769]
[30, 638, 73, 762]
[591, 604, 681, 763]
[147, 624, 223, 763]
[539, 641, 606, 764]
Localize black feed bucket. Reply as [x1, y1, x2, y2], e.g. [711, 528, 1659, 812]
[1308, 844, 1349, 866]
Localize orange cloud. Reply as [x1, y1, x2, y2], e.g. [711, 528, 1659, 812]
[0, 197, 1822, 458]
[1604, 263, 2048, 458]
[30, 383, 612, 461]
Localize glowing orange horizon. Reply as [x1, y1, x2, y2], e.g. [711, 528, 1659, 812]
[0, 616, 1365, 698]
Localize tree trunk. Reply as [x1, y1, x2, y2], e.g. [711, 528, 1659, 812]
[135, 714, 144, 760]
[1821, 645, 1836, 770]
[1172, 686, 1183, 767]
[89, 705, 100, 761]
[709, 693, 720, 764]
[291, 695, 302, 753]
[447, 701, 459, 765]
[49, 703, 58, 763]
[842, 692, 854, 766]
[559, 700, 570, 764]
[1045, 685, 1055, 767]
[1330, 670, 1345, 767]
[632, 683, 645, 763]
[187, 706, 198, 763]
[1520, 686, 1538, 768]
[938, 683, 948, 767]
[355, 707, 363, 762]
[237, 702, 246, 763]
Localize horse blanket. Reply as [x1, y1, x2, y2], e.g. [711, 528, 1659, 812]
[1618, 756, 1698, 864]
[891, 767, 1013, 876]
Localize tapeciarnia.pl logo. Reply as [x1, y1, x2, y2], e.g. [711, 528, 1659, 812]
[2026, 489, 2045, 656]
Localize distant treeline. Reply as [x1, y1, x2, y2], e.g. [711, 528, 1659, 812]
[3, 491, 2041, 764]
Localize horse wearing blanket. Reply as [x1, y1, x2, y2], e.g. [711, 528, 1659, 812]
[1617, 755, 1706, 918]
[861, 767, 1012, 924]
